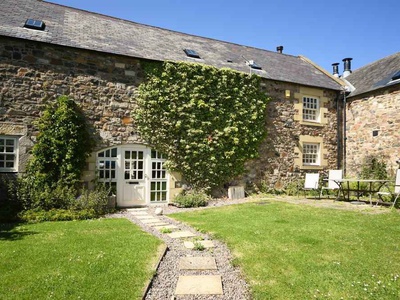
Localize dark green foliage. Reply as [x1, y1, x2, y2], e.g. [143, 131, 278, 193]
[19, 208, 98, 223]
[359, 155, 388, 180]
[134, 61, 270, 191]
[173, 191, 209, 208]
[18, 96, 95, 211]
[27, 95, 95, 188]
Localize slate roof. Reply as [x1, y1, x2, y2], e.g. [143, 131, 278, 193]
[346, 52, 400, 98]
[0, 0, 342, 91]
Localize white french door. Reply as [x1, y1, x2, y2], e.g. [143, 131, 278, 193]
[97, 144, 168, 207]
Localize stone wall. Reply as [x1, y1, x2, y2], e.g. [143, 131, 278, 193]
[0, 36, 340, 192]
[346, 87, 400, 177]
[244, 81, 340, 191]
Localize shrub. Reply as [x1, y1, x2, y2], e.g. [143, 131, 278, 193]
[71, 185, 110, 215]
[19, 208, 97, 223]
[359, 155, 388, 180]
[173, 191, 209, 208]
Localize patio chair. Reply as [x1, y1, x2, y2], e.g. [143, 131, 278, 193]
[302, 173, 320, 199]
[377, 169, 400, 208]
[320, 169, 342, 199]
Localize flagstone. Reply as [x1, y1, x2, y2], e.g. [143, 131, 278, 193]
[167, 231, 196, 238]
[184, 240, 215, 249]
[147, 222, 170, 227]
[141, 218, 162, 224]
[179, 257, 217, 270]
[175, 275, 223, 295]
[153, 224, 179, 230]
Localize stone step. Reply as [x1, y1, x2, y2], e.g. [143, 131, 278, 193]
[153, 224, 179, 231]
[175, 275, 223, 295]
[167, 231, 196, 239]
[184, 240, 215, 249]
[147, 222, 170, 227]
[179, 257, 217, 270]
[126, 208, 148, 212]
[141, 218, 162, 224]
[134, 215, 153, 219]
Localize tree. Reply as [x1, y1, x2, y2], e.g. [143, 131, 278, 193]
[134, 61, 270, 191]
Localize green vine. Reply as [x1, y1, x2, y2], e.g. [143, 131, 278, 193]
[134, 61, 270, 191]
[20, 96, 95, 209]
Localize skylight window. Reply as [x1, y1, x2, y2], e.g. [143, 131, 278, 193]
[391, 70, 400, 81]
[184, 49, 200, 59]
[24, 19, 46, 31]
[246, 60, 262, 70]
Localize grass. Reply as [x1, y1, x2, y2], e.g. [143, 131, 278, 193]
[170, 201, 400, 299]
[0, 218, 163, 300]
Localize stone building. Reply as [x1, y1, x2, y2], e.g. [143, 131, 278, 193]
[0, 0, 343, 206]
[342, 53, 400, 176]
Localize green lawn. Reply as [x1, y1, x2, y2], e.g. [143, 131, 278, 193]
[0, 218, 163, 300]
[171, 201, 400, 300]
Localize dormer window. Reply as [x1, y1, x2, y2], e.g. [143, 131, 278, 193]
[24, 19, 46, 31]
[246, 60, 262, 70]
[391, 70, 400, 81]
[184, 49, 200, 59]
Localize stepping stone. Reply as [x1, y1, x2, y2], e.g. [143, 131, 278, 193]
[179, 257, 217, 270]
[184, 240, 215, 249]
[167, 231, 196, 239]
[153, 224, 179, 230]
[128, 211, 149, 215]
[147, 222, 170, 227]
[175, 275, 223, 295]
[126, 208, 148, 212]
[135, 215, 153, 219]
[141, 218, 162, 224]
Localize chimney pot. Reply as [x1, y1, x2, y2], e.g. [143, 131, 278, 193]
[332, 63, 340, 77]
[342, 58, 353, 78]
[277, 46, 283, 54]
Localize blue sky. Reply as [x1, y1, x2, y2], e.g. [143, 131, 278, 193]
[49, 0, 399, 73]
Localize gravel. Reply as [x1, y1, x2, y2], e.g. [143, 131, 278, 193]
[108, 198, 252, 300]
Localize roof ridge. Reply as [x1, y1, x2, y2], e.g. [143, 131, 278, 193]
[43, 0, 297, 59]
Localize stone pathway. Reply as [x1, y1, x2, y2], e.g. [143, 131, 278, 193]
[112, 208, 250, 300]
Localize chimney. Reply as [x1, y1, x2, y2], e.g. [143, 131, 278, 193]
[276, 46, 283, 54]
[332, 63, 340, 78]
[342, 58, 353, 78]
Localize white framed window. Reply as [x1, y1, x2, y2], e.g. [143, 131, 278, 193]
[302, 143, 320, 165]
[0, 136, 18, 172]
[302, 96, 320, 122]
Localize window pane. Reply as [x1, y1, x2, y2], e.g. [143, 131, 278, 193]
[162, 182, 167, 190]
[6, 154, 14, 161]
[6, 139, 14, 146]
[0, 162, 3, 168]
[138, 171, 143, 179]
[132, 151, 136, 159]
[98, 151, 104, 157]
[125, 151, 130, 159]
[151, 192, 156, 201]
[138, 151, 143, 159]
[151, 150, 156, 158]
[161, 192, 167, 201]
[105, 149, 110, 157]
[111, 148, 117, 157]
[151, 182, 156, 191]
[124, 171, 130, 180]
[0, 140, 3, 146]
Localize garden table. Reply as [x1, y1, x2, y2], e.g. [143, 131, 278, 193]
[333, 179, 394, 205]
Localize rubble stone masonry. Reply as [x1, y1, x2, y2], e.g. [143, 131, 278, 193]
[0, 36, 340, 191]
[346, 87, 400, 176]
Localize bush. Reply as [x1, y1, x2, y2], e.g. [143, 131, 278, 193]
[359, 155, 388, 180]
[19, 208, 98, 223]
[71, 185, 110, 215]
[173, 191, 209, 208]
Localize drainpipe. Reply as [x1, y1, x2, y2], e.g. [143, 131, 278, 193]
[342, 88, 347, 177]
[336, 93, 341, 170]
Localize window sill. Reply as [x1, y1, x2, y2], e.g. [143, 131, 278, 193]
[300, 165, 323, 170]
[299, 120, 324, 127]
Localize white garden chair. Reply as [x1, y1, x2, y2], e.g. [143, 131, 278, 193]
[320, 170, 342, 199]
[302, 173, 320, 199]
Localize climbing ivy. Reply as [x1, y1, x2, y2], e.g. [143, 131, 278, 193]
[134, 61, 270, 191]
[20, 96, 95, 209]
